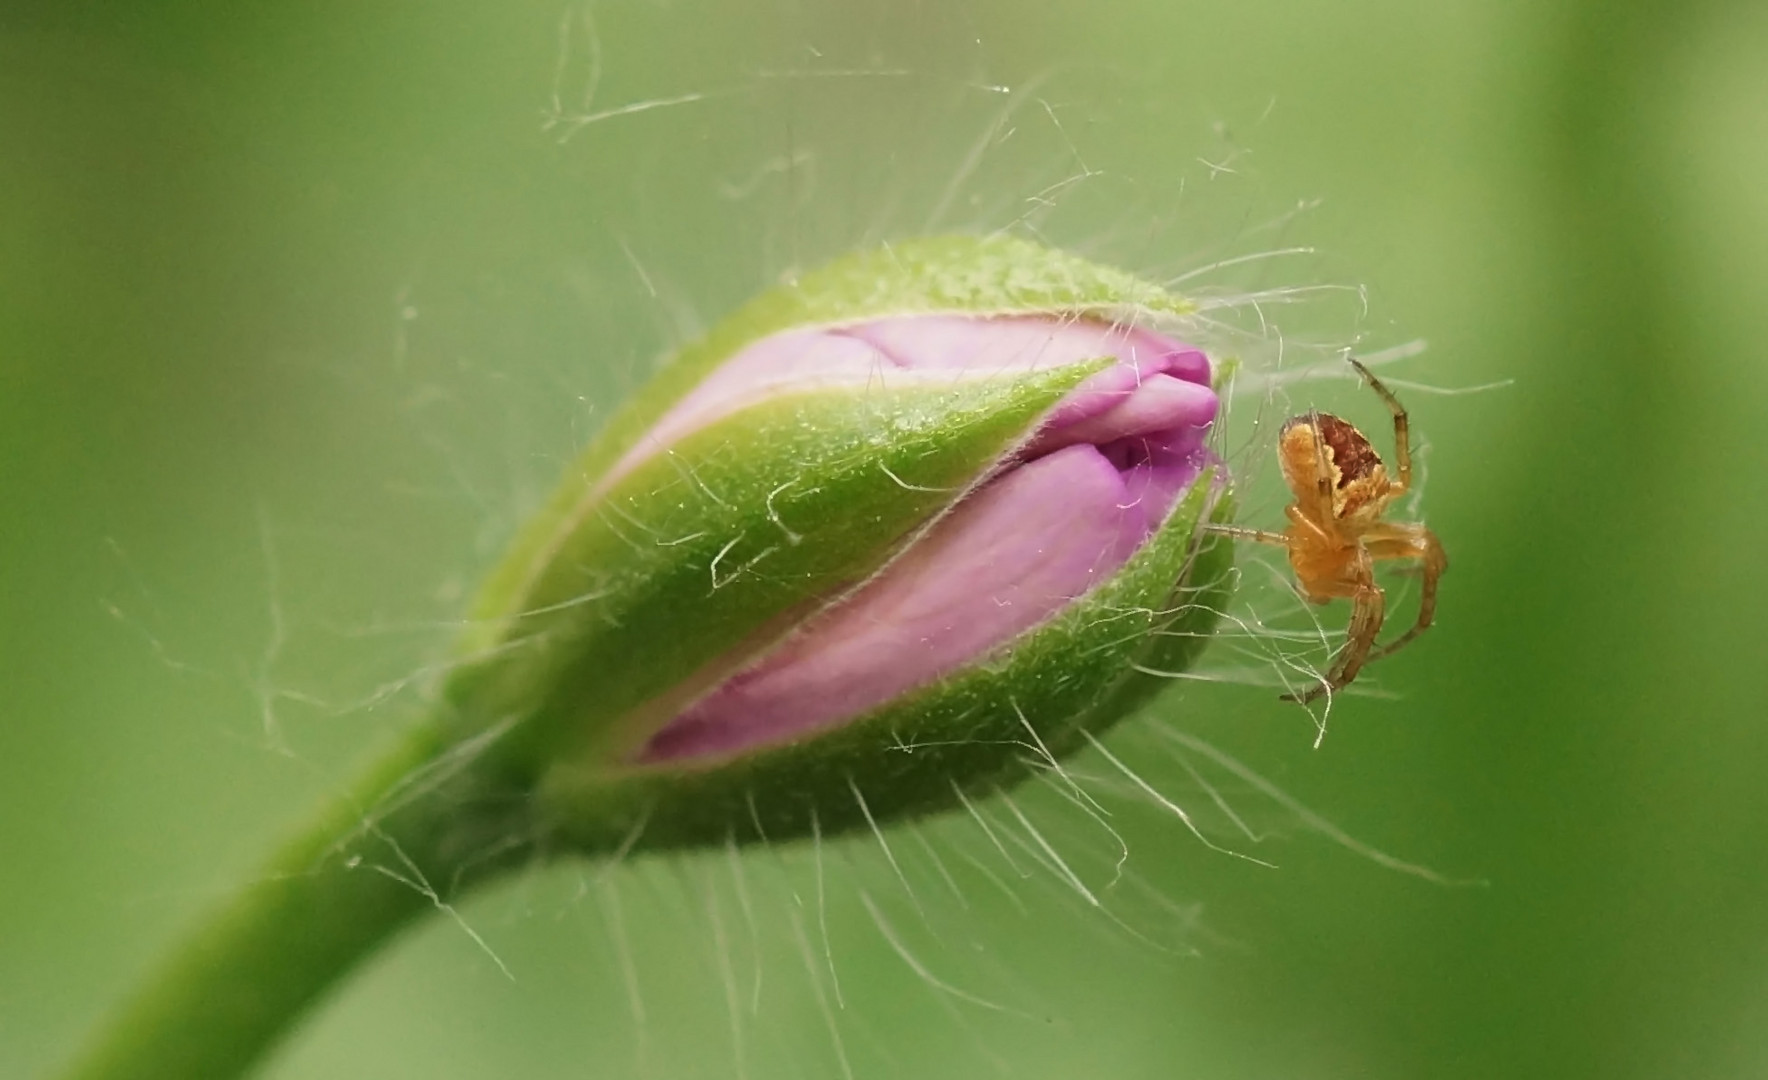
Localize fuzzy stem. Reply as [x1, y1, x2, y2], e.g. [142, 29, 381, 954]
[55, 720, 534, 1080]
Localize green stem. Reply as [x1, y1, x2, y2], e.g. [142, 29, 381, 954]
[56, 720, 534, 1080]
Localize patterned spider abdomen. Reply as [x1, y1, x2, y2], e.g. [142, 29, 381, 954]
[1278, 411, 1394, 523]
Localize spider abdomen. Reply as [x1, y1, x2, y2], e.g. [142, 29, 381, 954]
[1279, 412, 1395, 522]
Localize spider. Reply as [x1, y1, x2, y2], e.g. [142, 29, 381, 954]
[1214, 358, 1447, 704]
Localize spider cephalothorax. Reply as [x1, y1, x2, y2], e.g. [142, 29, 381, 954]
[1218, 359, 1447, 703]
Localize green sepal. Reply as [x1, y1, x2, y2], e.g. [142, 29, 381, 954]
[537, 474, 1235, 855]
[442, 360, 1104, 778]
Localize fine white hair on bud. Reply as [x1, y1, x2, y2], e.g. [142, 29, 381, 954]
[436, 235, 1235, 855]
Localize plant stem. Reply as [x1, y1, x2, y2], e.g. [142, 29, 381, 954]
[56, 719, 532, 1080]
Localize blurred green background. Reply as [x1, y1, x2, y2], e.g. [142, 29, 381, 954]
[6, 1, 1768, 1077]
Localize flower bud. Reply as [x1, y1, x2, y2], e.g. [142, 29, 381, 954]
[442, 236, 1233, 854]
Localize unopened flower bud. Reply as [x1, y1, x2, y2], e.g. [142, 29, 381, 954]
[444, 236, 1234, 853]
[56, 237, 1242, 1080]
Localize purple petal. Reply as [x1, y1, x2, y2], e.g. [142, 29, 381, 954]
[640, 444, 1145, 762]
[1034, 349, 1213, 438]
[635, 314, 1219, 763]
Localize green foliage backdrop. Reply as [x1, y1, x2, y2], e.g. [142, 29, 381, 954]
[5, 1, 1767, 1077]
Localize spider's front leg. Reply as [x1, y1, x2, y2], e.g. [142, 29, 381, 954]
[1348, 357, 1411, 494]
[1284, 556, 1386, 704]
[1202, 524, 1291, 546]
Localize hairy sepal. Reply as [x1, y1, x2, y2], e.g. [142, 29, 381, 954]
[443, 363, 1101, 777]
[537, 475, 1234, 855]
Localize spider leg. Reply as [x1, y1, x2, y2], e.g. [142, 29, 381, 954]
[1305, 408, 1337, 512]
[1283, 554, 1385, 704]
[1284, 504, 1333, 545]
[1348, 357, 1411, 495]
[1202, 524, 1290, 546]
[1365, 525, 1447, 662]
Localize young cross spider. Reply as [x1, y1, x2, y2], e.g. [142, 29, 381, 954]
[1215, 358, 1447, 703]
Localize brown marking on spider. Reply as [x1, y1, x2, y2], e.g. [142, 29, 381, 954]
[1305, 414, 1383, 489]
[1213, 358, 1448, 704]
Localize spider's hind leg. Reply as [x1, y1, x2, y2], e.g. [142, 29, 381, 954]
[1364, 525, 1446, 663]
[1283, 554, 1386, 705]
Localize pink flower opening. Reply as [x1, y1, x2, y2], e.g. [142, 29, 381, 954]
[635, 315, 1218, 764]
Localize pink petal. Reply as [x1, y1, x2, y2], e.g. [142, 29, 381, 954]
[1029, 373, 1217, 455]
[640, 443, 1143, 762]
[631, 313, 1219, 764]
